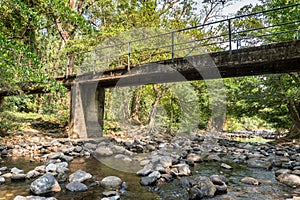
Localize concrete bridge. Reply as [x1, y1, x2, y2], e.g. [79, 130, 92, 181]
[70, 40, 300, 138]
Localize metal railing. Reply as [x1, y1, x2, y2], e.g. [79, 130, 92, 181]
[65, 3, 300, 76]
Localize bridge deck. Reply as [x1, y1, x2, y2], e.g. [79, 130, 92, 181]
[0, 40, 299, 96]
[75, 40, 300, 87]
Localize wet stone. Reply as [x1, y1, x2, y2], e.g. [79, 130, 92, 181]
[140, 176, 157, 186]
[101, 176, 122, 189]
[276, 173, 300, 187]
[221, 163, 233, 170]
[46, 163, 57, 173]
[189, 187, 204, 200]
[14, 196, 57, 200]
[247, 158, 272, 170]
[0, 176, 5, 184]
[30, 173, 61, 195]
[66, 181, 88, 192]
[69, 170, 92, 183]
[11, 167, 24, 174]
[196, 176, 217, 198]
[205, 154, 221, 162]
[103, 191, 118, 197]
[241, 177, 260, 186]
[11, 173, 26, 181]
[26, 170, 40, 179]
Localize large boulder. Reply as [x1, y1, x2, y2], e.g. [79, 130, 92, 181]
[30, 173, 61, 195]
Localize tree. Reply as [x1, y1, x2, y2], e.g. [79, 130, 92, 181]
[224, 1, 300, 137]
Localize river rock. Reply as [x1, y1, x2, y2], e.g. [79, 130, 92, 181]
[48, 152, 63, 159]
[35, 165, 46, 173]
[0, 166, 7, 171]
[11, 173, 26, 181]
[221, 163, 233, 170]
[14, 196, 57, 200]
[194, 176, 217, 198]
[101, 196, 120, 200]
[101, 176, 122, 189]
[189, 187, 204, 199]
[136, 164, 152, 176]
[2, 173, 12, 178]
[205, 154, 221, 162]
[26, 170, 40, 179]
[56, 164, 69, 174]
[276, 173, 300, 187]
[30, 173, 61, 195]
[247, 158, 272, 170]
[172, 163, 191, 176]
[275, 169, 292, 177]
[66, 181, 88, 192]
[241, 177, 260, 185]
[61, 155, 74, 162]
[11, 167, 24, 174]
[95, 146, 113, 156]
[140, 176, 157, 186]
[46, 163, 57, 173]
[148, 171, 161, 179]
[69, 170, 92, 183]
[159, 156, 173, 168]
[0, 176, 5, 184]
[187, 153, 202, 163]
[210, 175, 228, 185]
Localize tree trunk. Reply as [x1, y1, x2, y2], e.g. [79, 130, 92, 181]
[286, 99, 300, 138]
[149, 84, 168, 130]
[0, 96, 4, 112]
[67, 53, 75, 75]
[130, 87, 141, 124]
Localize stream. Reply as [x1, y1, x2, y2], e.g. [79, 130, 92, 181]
[0, 154, 298, 200]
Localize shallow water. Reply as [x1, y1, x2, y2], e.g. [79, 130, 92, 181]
[1, 156, 299, 200]
[0, 157, 158, 200]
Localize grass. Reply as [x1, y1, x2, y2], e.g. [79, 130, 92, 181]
[0, 111, 68, 137]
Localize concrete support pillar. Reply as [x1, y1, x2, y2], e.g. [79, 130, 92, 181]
[69, 81, 105, 138]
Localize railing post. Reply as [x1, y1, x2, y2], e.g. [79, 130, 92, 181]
[228, 19, 232, 51]
[127, 42, 131, 71]
[171, 32, 175, 62]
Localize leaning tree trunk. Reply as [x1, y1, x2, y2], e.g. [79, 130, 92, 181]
[149, 84, 168, 131]
[285, 99, 300, 138]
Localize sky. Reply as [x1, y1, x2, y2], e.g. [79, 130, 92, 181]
[221, 0, 261, 16]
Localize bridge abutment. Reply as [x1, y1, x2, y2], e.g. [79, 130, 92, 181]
[70, 81, 105, 138]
